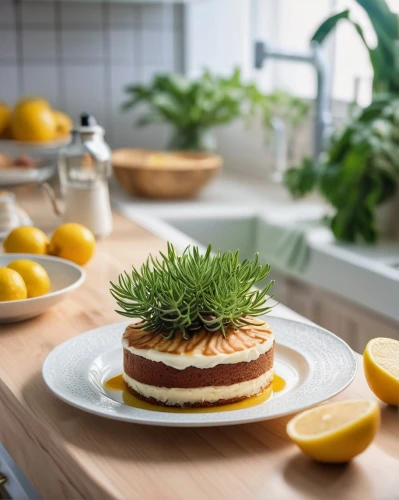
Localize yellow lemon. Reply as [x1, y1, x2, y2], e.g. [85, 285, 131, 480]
[3, 226, 49, 254]
[0, 101, 11, 136]
[364, 338, 399, 406]
[15, 95, 50, 109]
[7, 259, 50, 298]
[11, 99, 56, 142]
[52, 110, 72, 138]
[286, 399, 380, 463]
[49, 223, 95, 265]
[0, 268, 27, 301]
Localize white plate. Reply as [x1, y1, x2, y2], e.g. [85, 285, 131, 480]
[0, 254, 85, 322]
[0, 164, 56, 187]
[42, 316, 357, 426]
[0, 136, 69, 187]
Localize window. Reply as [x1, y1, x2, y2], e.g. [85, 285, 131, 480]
[186, 0, 382, 105]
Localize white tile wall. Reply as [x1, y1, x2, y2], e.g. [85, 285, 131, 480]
[61, 30, 104, 60]
[64, 63, 106, 124]
[0, 63, 19, 103]
[0, 2, 15, 27]
[22, 63, 58, 103]
[109, 29, 136, 62]
[21, 1, 55, 27]
[142, 29, 174, 66]
[60, 2, 103, 29]
[22, 30, 57, 59]
[0, 0, 184, 148]
[0, 30, 17, 60]
[109, 4, 140, 27]
[141, 5, 175, 27]
[110, 63, 137, 147]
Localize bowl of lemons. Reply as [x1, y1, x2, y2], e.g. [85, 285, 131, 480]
[0, 95, 72, 187]
[0, 254, 85, 323]
[0, 222, 94, 322]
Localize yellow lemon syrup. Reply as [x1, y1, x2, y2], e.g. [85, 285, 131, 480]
[105, 373, 286, 413]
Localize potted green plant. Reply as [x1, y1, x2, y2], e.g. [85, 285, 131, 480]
[122, 69, 264, 152]
[123, 69, 309, 153]
[284, 0, 399, 242]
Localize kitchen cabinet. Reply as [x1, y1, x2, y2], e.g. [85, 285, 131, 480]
[273, 271, 399, 353]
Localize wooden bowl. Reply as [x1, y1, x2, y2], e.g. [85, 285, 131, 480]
[112, 149, 222, 199]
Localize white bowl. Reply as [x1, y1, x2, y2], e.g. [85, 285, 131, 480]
[0, 253, 85, 323]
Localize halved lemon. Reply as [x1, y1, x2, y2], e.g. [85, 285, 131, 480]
[364, 338, 399, 406]
[286, 399, 380, 463]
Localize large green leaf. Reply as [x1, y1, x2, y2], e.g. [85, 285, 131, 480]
[356, 0, 397, 39]
[311, 9, 350, 44]
[354, 0, 399, 91]
[311, 0, 399, 92]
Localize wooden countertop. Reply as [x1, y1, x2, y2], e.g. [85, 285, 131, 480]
[0, 187, 398, 500]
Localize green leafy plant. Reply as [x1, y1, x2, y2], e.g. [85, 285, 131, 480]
[110, 243, 274, 339]
[123, 69, 261, 151]
[123, 69, 309, 152]
[284, 0, 399, 242]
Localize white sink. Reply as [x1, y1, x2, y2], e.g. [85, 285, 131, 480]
[158, 214, 399, 325]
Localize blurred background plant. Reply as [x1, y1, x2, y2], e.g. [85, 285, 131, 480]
[284, 0, 399, 243]
[123, 69, 309, 153]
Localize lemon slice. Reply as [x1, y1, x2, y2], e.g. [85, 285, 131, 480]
[364, 338, 399, 406]
[286, 399, 380, 463]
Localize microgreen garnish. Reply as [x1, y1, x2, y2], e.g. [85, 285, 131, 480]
[110, 243, 274, 339]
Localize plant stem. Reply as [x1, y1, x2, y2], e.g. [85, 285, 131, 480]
[167, 127, 216, 152]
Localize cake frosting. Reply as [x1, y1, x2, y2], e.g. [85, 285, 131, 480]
[122, 320, 274, 370]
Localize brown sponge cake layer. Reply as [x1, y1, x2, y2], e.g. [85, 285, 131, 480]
[123, 344, 274, 389]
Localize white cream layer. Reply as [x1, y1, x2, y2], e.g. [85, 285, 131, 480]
[122, 332, 274, 370]
[123, 368, 274, 406]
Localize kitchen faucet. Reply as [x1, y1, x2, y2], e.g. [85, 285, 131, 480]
[254, 40, 333, 162]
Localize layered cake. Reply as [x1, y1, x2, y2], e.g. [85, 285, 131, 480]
[122, 319, 274, 407]
[110, 243, 275, 408]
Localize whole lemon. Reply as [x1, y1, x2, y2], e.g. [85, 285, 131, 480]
[15, 95, 50, 109]
[4, 226, 49, 254]
[11, 99, 56, 142]
[0, 268, 27, 301]
[7, 259, 50, 298]
[49, 223, 95, 265]
[0, 101, 11, 136]
[53, 110, 72, 138]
